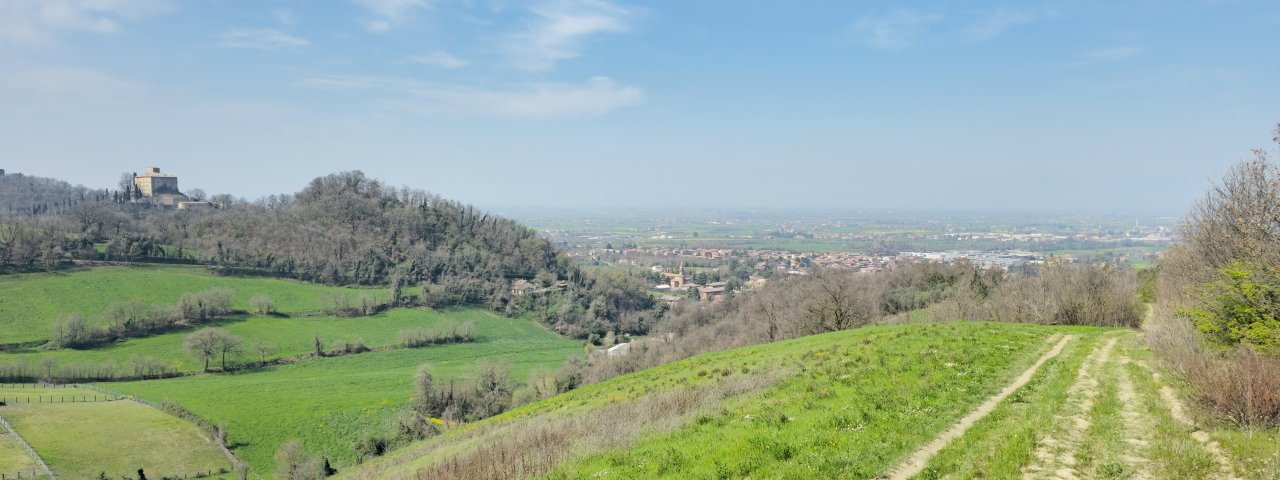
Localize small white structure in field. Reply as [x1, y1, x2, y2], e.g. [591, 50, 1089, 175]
[606, 342, 631, 357]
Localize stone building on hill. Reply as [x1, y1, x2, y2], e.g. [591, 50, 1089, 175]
[131, 166, 212, 209]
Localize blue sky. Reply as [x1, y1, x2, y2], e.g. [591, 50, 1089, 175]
[1, 0, 1277, 214]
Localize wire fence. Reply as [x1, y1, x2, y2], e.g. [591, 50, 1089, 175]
[0, 383, 122, 405]
[0, 470, 51, 479]
[0, 415, 55, 480]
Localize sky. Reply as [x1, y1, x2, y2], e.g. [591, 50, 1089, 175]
[1, 0, 1278, 215]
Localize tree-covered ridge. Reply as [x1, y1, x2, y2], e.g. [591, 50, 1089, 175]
[0, 171, 654, 338]
[191, 171, 569, 286]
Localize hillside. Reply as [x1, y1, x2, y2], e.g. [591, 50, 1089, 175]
[0, 171, 654, 339]
[340, 321, 1278, 480]
[100, 311, 580, 476]
[0, 264, 391, 345]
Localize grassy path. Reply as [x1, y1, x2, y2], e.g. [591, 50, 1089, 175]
[887, 334, 1075, 480]
[912, 330, 1251, 480]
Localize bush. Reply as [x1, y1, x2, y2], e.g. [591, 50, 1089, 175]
[274, 440, 324, 480]
[1186, 347, 1280, 427]
[1181, 263, 1280, 355]
[250, 295, 276, 315]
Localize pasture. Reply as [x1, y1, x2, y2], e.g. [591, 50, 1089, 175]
[0, 429, 41, 479]
[0, 265, 390, 344]
[1, 385, 231, 479]
[5, 307, 502, 374]
[105, 314, 581, 478]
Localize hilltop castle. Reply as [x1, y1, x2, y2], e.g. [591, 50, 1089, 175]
[131, 166, 211, 209]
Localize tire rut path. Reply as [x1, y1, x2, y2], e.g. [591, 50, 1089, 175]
[885, 334, 1076, 480]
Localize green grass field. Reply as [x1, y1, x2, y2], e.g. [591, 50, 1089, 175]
[105, 313, 581, 478]
[0, 265, 390, 344]
[1, 386, 231, 479]
[5, 307, 504, 373]
[0, 429, 41, 479]
[345, 322, 1112, 479]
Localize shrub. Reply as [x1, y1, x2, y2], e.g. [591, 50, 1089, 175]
[1185, 346, 1280, 428]
[250, 295, 276, 315]
[1181, 263, 1280, 355]
[274, 440, 324, 480]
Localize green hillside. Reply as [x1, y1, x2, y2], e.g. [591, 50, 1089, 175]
[104, 312, 581, 478]
[343, 322, 1109, 479]
[0, 265, 390, 344]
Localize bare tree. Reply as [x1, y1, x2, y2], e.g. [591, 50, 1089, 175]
[253, 341, 277, 366]
[184, 327, 241, 371]
[274, 440, 324, 480]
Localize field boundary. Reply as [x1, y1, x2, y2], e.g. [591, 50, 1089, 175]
[885, 334, 1076, 480]
[0, 414, 56, 480]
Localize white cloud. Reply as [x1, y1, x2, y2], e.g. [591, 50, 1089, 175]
[849, 8, 940, 52]
[410, 50, 469, 69]
[962, 9, 1035, 40]
[300, 75, 642, 118]
[353, 0, 429, 33]
[0, 0, 168, 44]
[506, 0, 634, 71]
[1080, 46, 1145, 62]
[215, 28, 309, 50]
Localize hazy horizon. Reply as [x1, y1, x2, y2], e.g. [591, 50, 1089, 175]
[3, 1, 1278, 214]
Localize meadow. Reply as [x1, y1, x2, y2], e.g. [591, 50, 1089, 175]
[344, 322, 1110, 479]
[0, 265, 390, 344]
[4, 307, 502, 373]
[0, 429, 41, 479]
[1, 385, 230, 479]
[104, 314, 582, 478]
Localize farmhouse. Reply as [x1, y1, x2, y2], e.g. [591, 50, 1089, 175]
[511, 279, 536, 295]
[698, 285, 726, 302]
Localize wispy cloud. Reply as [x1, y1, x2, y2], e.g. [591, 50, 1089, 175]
[1080, 46, 1145, 63]
[506, 0, 635, 71]
[0, 0, 169, 45]
[410, 50, 469, 69]
[961, 9, 1036, 40]
[0, 66, 146, 96]
[353, 0, 429, 33]
[849, 8, 940, 52]
[300, 75, 642, 118]
[215, 28, 309, 50]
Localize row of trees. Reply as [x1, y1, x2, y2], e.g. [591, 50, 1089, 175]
[50, 288, 235, 348]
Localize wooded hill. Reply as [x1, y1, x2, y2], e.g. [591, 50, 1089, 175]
[0, 170, 654, 338]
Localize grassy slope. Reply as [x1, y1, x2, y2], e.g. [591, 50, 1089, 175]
[2, 389, 230, 479]
[0, 265, 388, 344]
[5, 308, 500, 373]
[105, 314, 581, 478]
[349, 322, 1112, 479]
